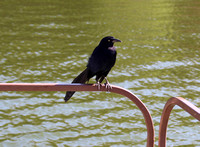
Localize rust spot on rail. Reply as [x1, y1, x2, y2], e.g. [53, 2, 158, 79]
[158, 97, 200, 147]
[0, 83, 155, 147]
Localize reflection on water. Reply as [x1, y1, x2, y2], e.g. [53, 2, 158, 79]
[0, 0, 200, 146]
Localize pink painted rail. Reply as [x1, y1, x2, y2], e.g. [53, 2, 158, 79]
[0, 83, 155, 147]
[1, 84, 199, 146]
[158, 97, 200, 147]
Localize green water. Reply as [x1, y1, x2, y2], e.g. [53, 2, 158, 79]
[0, 0, 200, 146]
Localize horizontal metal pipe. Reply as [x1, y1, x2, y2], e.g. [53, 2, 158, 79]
[0, 83, 155, 147]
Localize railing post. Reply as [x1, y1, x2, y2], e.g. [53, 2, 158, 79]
[158, 97, 200, 147]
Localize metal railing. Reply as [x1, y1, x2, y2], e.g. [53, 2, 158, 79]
[158, 97, 200, 147]
[0, 83, 154, 147]
[0, 83, 200, 147]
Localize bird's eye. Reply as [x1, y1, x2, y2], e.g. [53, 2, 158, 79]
[108, 40, 110, 42]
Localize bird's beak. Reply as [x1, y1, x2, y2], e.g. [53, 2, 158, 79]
[112, 38, 121, 43]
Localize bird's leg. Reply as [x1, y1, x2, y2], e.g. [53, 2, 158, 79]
[104, 77, 112, 91]
[96, 80, 101, 90]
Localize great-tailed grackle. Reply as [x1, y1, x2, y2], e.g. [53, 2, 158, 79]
[64, 36, 121, 102]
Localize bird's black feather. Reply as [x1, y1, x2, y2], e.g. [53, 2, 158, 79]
[64, 36, 121, 102]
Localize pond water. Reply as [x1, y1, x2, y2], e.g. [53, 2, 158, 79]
[0, 0, 200, 146]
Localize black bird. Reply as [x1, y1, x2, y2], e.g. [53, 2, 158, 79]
[64, 36, 121, 102]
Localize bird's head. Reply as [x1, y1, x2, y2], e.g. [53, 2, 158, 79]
[99, 36, 121, 47]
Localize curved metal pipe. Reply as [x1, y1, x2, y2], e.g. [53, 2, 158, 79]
[158, 97, 200, 147]
[0, 83, 155, 147]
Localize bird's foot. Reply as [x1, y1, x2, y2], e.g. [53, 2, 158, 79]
[104, 81, 112, 92]
[96, 82, 101, 90]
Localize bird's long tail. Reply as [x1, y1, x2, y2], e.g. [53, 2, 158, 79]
[64, 68, 89, 102]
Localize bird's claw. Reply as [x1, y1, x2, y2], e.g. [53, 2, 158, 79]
[105, 82, 112, 92]
[96, 82, 101, 90]
[104, 77, 112, 91]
